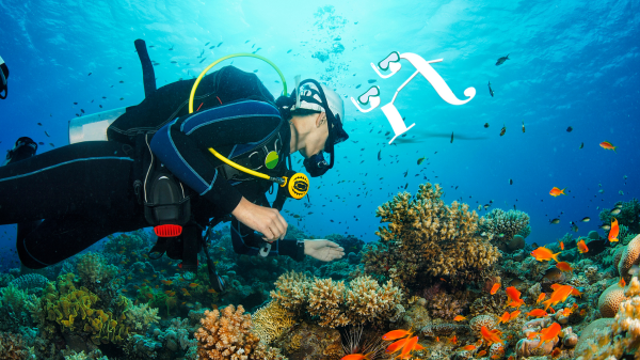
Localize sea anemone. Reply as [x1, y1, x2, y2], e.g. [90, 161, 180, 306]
[340, 326, 390, 359]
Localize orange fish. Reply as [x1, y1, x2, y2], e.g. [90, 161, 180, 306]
[548, 307, 556, 314]
[385, 338, 410, 354]
[133, 285, 140, 289]
[146, 293, 154, 299]
[559, 241, 564, 250]
[454, 315, 467, 322]
[121, 289, 128, 293]
[531, 246, 561, 262]
[164, 290, 173, 295]
[599, 141, 616, 152]
[549, 187, 566, 197]
[608, 217, 619, 242]
[480, 326, 504, 346]
[448, 335, 458, 345]
[543, 285, 574, 310]
[535, 322, 562, 348]
[462, 345, 476, 351]
[510, 310, 521, 319]
[537, 293, 546, 303]
[579, 309, 587, 316]
[619, 277, 626, 287]
[577, 239, 589, 254]
[561, 307, 573, 317]
[527, 332, 538, 340]
[161, 280, 173, 285]
[382, 329, 412, 341]
[477, 350, 487, 357]
[555, 261, 573, 273]
[551, 348, 562, 358]
[189, 283, 200, 288]
[571, 287, 583, 297]
[498, 312, 510, 324]
[341, 354, 372, 360]
[207, 288, 217, 294]
[526, 309, 548, 318]
[436, 337, 439, 342]
[397, 336, 419, 359]
[505, 286, 525, 308]
[490, 283, 500, 295]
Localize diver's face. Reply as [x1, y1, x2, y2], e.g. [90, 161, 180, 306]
[300, 112, 329, 158]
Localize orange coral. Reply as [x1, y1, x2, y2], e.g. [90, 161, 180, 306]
[194, 304, 284, 360]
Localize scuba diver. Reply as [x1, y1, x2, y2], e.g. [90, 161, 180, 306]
[0, 55, 8, 99]
[0, 45, 347, 292]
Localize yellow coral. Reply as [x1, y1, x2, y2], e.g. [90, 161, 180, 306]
[372, 183, 500, 290]
[40, 275, 129, 345]
[270, 271, 404, 329]
[251, 301, 295, 344]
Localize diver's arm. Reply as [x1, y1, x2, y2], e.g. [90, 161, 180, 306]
[230, 216, 304, 261]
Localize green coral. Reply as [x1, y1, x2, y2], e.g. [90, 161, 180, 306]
[599, 198, 640, 233]
[76, 252, 118, 285]
[38, 273, 130, 345]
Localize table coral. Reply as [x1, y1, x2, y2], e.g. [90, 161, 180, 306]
[371, 183, 500, 290]
[194, 304, 285, 360]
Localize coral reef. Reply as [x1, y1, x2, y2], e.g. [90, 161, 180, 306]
[483, 208, 530, 252]
[8, 274, 50, 294]
[370, 183, 500, 290]
[34, 273, 129, 345]
[420, 323, 468, 337]
[76, 252, 118, 286]
[194, 304, 284, 360]
[274, 321, 342, 360]
[427, 291, 467, 321]
[251, 301, 295, 345]
[469, 314, 498, 332]
[122, 301, 160, 334]
[598, 282, 629, 318]
[599, 198, 640, 233]
[270, 271, 403, 328]
[619, 234, 640, 282]
[0, 332, 33, 360]
[576, 276, 640, 359]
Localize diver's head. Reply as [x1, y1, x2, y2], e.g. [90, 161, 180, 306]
[0, 55, 8, 99]
[277, 80, 348, 177]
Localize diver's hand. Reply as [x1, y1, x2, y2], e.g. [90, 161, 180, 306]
[231, 197, 288, 241]
[304, 239, 345, 262]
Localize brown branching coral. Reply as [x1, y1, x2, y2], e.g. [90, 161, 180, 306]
[194, 304, 285, 360]
[270, 272, 403, 329]
[427, 292, 466, 321]
[0, 332, 31, 360]
[371, 183, 500, 290]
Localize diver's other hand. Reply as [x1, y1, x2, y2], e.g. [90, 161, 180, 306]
[304, 239, 345, 262]
[231, 197, 288, 241]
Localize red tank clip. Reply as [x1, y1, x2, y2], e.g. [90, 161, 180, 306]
[154, 224, 182, 237]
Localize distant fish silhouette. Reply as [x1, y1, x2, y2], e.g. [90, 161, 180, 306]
[496, 54, 510, 66]
[488, 81, 494, 97]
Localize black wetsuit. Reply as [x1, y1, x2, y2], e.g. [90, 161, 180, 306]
[0, 66, 304, 269]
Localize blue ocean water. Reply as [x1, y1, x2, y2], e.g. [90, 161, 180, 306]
[0, 0, 638, 270]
